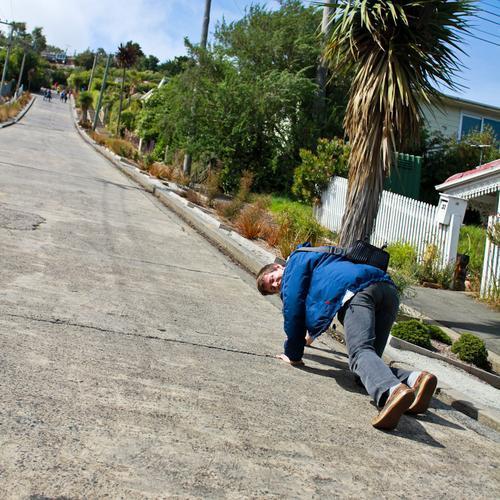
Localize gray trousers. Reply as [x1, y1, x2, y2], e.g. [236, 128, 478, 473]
[339, 281, 412, 407]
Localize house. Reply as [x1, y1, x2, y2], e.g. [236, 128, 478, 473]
[421, 94, 500, 142]
[436, 158, 500, 297]
[436, 158, 500, 217]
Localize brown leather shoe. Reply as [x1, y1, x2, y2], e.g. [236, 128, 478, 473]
[407, 371, 437, 415]
[372, 384, 415, 430]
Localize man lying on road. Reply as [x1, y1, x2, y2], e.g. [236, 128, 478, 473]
[256, 244, 437, 431]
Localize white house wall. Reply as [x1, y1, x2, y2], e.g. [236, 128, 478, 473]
[421, 99, 500, 139]
[421, 102, 462, 138]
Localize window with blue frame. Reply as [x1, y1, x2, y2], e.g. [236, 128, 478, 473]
[460, 115, 482, 137]
[483, 118, 500, 142]
[460, 114, 500, 143]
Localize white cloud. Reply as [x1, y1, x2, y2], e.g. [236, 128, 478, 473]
[6, 0, 194, 60]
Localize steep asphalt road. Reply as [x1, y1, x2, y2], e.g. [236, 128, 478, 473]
[0, 97, 499, 498]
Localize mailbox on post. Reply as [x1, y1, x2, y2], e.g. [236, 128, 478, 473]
[435, 194, 467, 226]
[434, 194, 468, 266]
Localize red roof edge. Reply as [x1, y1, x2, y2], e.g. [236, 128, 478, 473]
[443, 158, 500, 184]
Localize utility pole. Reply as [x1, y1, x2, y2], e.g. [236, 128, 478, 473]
[0, 22, 14, 98]
[200, 0, 212, 48]
[15, 50, 26, 96]
[313, 5, 333, 124]
[183, 0, 212, 176]
[88, 52, 98, 91]
[92, 54, 111, 131]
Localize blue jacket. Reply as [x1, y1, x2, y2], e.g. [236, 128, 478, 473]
[280, 246, 393, 361]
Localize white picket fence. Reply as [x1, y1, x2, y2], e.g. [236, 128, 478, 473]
[480, 215, 500, 298]
[315, 176, 450, 266]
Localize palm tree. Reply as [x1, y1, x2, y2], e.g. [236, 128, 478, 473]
[115, 41, 140, 135]
[78, 91, 93, 123]
[323, 0, 474, 246]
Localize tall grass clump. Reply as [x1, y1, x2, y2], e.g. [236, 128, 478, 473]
[458, 225, 486, 291]
[275, 206, 328, 259]
[234, 204, 266, 239]
[0, 93, 31, 123]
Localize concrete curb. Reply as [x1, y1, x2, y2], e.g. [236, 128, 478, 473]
[0, 95, 36, 129]
[435, 386, 500, 432]
[389, 335, 500, 389]
[71, 115, 500, 433]
[400, 302, 500, 374]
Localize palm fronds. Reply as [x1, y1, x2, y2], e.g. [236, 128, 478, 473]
[322, 0, 475, 245]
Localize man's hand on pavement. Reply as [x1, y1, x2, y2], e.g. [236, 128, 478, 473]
[275, 353, 305, 366]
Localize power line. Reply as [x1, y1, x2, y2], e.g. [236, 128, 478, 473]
[472, 26, 500, 39]
[464, 32, 500, 47]
[476, 14, 500, 25]
[482, 1, 500, 12]
[480, 8, 500, 18]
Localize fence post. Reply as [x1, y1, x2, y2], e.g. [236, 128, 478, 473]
[435, 194, 467, 266]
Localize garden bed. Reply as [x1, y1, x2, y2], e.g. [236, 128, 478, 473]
[0, 93, 33, 125]
[389, 334, 500, 388]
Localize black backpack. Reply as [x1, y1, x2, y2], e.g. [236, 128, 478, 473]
[294, 240, 390, 272]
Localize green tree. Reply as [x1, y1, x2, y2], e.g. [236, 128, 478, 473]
[78, 91, 93, 123]
[324, 0, 475, 246]
[115, 41, 141, 135]
[31, 27, 47, 53]
[140, 54, 159, 71]
[74, 49, 95, 70]
[68, 72, 85, 91]
[215, 1, 320, 76]
[157, 55, 190, 76]
[292, 138, 350, 204]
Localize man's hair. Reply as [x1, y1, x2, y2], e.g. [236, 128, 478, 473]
[256, 263, 277, 295]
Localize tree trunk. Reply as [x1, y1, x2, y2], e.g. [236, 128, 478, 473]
[116, 66, 126, 136]
[338, 169, 385, 247]
[338, 85, 393, 247]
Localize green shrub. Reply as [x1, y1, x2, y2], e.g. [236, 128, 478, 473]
[426, 324, 452, 345]
[458, 225, 486, 291]
[204, 169, 222, 207]
[387, 242, 417, 272]
[269, 196, 312, 219]
[276, 207, 328, 259]
[389, 268, 417, 298]
[142, 153, 154, 169]
[107, 138, 136, 159]
[218, 171, 255, 220]
[415, 243, 454, 289]
[451, 333, 490, 370]
[292, 138, 350, 204]
[391, 320, 432, 349]
[78, 91, 93, 122]
[120, 110, 136, 132]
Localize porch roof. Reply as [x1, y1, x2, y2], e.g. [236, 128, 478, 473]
[435, 158, 500, 200]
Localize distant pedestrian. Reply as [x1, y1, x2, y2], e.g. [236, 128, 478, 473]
[46, 89, 52, 102]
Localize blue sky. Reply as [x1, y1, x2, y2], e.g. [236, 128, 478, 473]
[2, 0, 499, 107]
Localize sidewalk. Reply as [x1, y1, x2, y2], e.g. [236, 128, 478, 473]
[403, 287, 500, 356]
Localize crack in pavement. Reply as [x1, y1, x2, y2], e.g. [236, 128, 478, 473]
[3, 312, 274, 360]
[0, 236, 241, 280]
[0, 159, 144, 192]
